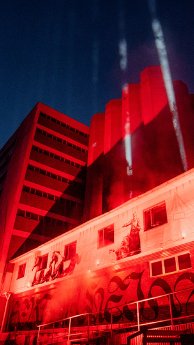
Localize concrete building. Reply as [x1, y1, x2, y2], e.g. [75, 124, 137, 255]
[84, 66, 194, 219]
[0, 102, 89, 295]
[0, 66, 194, 343]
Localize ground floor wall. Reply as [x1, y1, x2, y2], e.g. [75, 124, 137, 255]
[6, 247, 194, 332]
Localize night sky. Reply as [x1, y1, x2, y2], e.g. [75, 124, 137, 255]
[0, 0, 194, 148]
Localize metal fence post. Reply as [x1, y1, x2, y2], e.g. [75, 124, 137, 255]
[37, 325, 40, 345]
[169, 293, 174, 326]
[136, 301, 140, 331]
[67, 317, 71, 344]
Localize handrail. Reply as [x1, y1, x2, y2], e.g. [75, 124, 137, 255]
[36, 286, 194, 344]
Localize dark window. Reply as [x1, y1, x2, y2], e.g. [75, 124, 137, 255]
[164, 257, 176, 273]
[144, 202, 167, 230]
[150, 252, 191, 277]
[98, 224, 114, 248]
[17, 263, 26, 279]
[39, 254, 48, 270]
[178, 253, 191, 270]
[64, 241, 77, 261]
[151, 261, 162, 276]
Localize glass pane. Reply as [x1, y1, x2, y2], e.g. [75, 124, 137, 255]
[164, 257, 176, 273]
[151, 261, 162, 276]
[98, 229, 104, 248]
[40, 255, 48, 270]
[152, 203, 167, 227]
[178, 253, 191, 270]
[17, 263, 26, 279]
[104, 225, 114, 245]
[144, 210, 151, 230]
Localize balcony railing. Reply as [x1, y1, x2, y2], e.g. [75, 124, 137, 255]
[36, 287, 194, 344]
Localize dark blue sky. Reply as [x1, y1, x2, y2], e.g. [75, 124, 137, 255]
[0, 0, 194, 147]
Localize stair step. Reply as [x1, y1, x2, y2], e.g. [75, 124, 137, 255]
[143, 328, 191, 344]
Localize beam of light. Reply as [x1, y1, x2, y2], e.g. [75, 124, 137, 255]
[118, 2, 128, 73]
[148, 0, 188, 171]
[123, 85, 133, 176]
[118, 2, 131, 176]
[119, 38, 128, 71]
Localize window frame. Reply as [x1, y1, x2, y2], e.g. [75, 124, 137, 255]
[150, 251, 192, 277]
[38, 254, 48, 271]
[98, 224, 114, 249]
[17, 263, 26, 279]
[144, 201, 168, 231]
[64, 241, 77, 261]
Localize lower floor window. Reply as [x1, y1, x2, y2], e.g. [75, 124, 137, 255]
[150, 252, 191, 277]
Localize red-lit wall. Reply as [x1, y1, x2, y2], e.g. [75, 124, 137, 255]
[84, 113, 105, 220]
[7, 243, 194, 330]
[0, 105, 38, 285]
[84, 66, 194, 220]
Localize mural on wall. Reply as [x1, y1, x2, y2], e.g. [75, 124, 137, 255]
[32, 251, 81, 286]
[110, 212, 141, 260]
[8, 264, 194, 331]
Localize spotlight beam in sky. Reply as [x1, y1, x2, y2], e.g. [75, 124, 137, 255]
[149, 0, 188, 171]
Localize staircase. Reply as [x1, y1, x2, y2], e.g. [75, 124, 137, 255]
[142, 328, 193, 344]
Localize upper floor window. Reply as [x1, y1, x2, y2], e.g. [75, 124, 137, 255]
[37, 254, 48, 271]
[144, 201, 167, 231]
[64, 241, 77, 261]
[17, 263, 26, 279]
[98, 224, 114, 248]
[150, 252, 191, 277]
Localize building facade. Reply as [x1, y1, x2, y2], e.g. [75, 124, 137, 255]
[0, 66, 194, 342]
[84, 66, 194, 220]
[0, 102, 89, 300]
[3, 168, 194, 344]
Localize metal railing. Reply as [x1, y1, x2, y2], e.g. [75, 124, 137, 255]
[36, 287, 194, 344]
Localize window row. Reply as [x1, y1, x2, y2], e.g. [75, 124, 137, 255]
[17, 209, 68, 226]
[22, 185, 79, 208]
[17, 247, 192, 280]
[150, 252, 192, 277]
[27, 164, 81, 185]
[32, 146, 83, 169]
[17, 241, 77, 279]
[36, 128, 87, 153]
[39, 112, 89, 138]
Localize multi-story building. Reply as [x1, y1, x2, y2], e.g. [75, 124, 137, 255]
[0, 102, 89, 295]
[0, 65, 194, 343]
[2, 168, 194, 344]
[84, 66, 194, 220]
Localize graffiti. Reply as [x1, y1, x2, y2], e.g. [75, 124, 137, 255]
[110, 213, 141, 260]
[8, 266, 194, 331]
[85, 268, 194, 325]
[32, 251, 81, 286]
[32, 253, 42, 285]
[9, 293, 52, 331]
